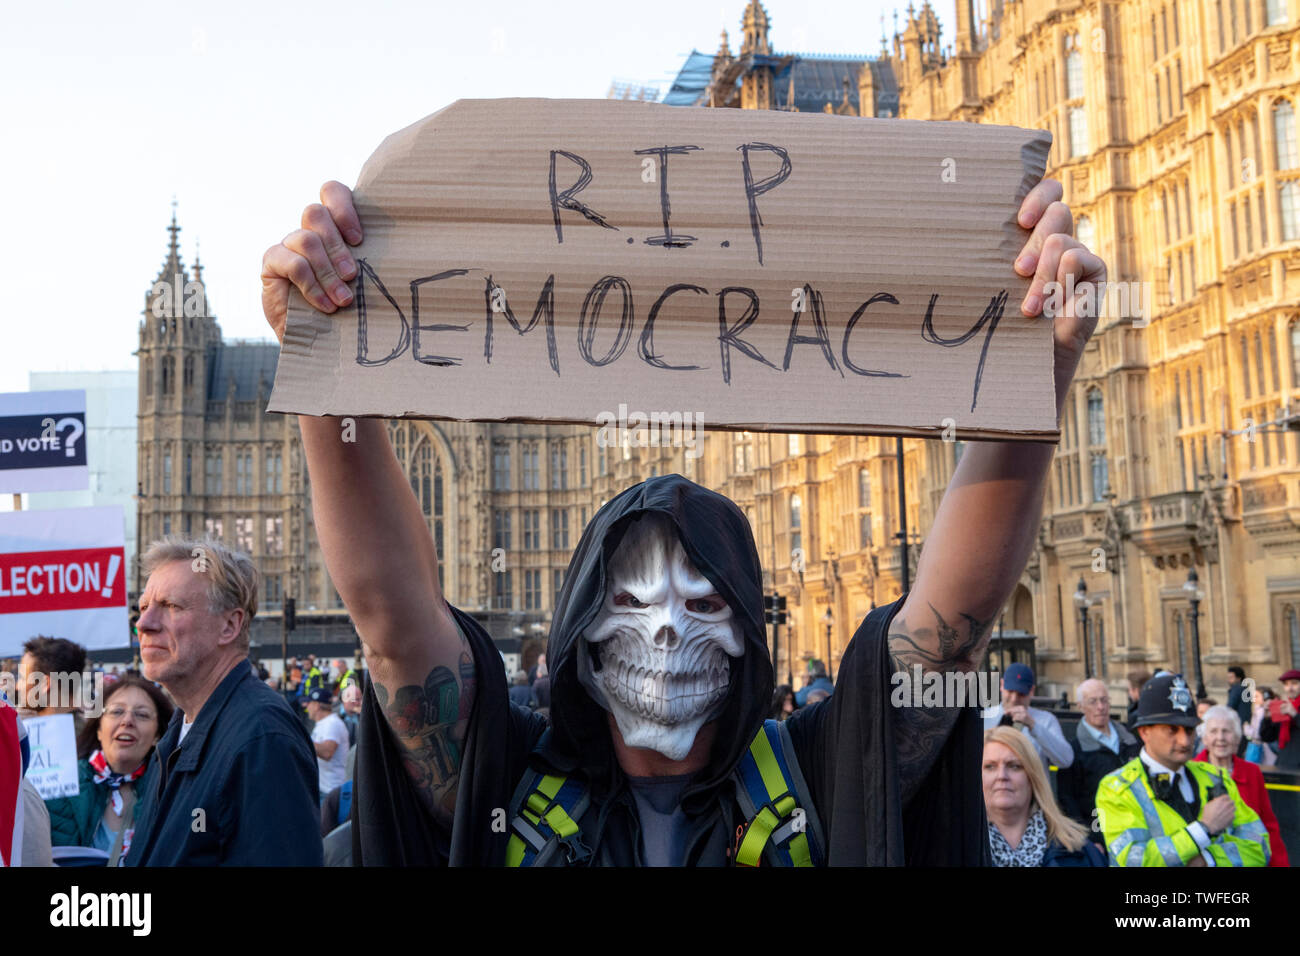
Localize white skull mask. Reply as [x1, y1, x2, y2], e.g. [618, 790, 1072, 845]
[577, 513, 744, 761]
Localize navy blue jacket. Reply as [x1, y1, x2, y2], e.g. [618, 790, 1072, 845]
[1043, 838, 1108, 867]
[125, 659, 322, 866]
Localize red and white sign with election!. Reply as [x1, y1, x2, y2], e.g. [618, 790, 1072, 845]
[0, 507, 127, 656]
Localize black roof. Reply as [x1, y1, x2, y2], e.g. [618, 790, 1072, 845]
[664, 49, 899, 117]
[206, 341, 280, 401]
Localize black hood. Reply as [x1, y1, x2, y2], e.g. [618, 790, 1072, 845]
[540, 473, 772, 808]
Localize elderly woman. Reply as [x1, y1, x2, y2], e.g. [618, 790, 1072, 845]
[1196, 704, 1289, 867]
[983, 726, 1106, 867]
[45, 675, 173, 864]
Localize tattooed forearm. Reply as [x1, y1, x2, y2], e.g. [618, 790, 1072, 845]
[887, 603, 993, 798]
[893, 704, 962, 804]
[374, 645, 477, 828]
[888, 602, 993, 674]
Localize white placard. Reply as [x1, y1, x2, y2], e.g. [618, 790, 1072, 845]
[0, 390, 88, 493]
[24, 712, 80, 800]
[0, 506, 128, 656]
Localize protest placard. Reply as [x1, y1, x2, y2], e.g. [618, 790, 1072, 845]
[269, 98, 1058, 441]
[0, 390, 88, 493]
[0, 506, 127, 657]
[24, 712, 79, 800]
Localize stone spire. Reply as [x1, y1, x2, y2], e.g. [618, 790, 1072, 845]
[154, 200, 187, 286]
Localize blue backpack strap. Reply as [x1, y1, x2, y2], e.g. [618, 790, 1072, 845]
[505, 766, 592, 866]
[337, 780, 352, 827]
[732, 719, 825, 866]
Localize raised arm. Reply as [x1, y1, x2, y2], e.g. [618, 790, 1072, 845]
[887, 179, 1106, 792]
[262, 182, 475, 827]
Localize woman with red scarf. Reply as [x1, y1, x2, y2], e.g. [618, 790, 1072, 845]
[1259, 670, 1300, 770]
[44, 676, 172, 865]
[1197, 704, 1290, 867]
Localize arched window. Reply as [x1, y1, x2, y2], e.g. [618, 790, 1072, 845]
[144, 360, 152, 397]
[1269, 326, 1280, 392]
[858, 467, 871, 508]
[1064, 34, 1083, 99]
[1197, 367, 1207, 422]
[1094, 615, 1106, 678]
[789, 493, 802, 555]
[414, 441, 431, 515]
[1075, 214, 1095, 252]
[1255, 331, 1267, 394]
[1087, 388, 1108, 500]
[1281, 181, 1299, 241]
[183, 354, 194, 392]
[1288, 605, 1300, 668]
[389, 422, 406, 470]
[434, 456, 444, 519]
[1291, 320, 1300, 388]
[1242, 336, 1252, 397]
[161, 356, 174, 395]
[1275, 101, 1297, 170]
[433, 456, 444, 589]
[1087, 388, 1106, 445]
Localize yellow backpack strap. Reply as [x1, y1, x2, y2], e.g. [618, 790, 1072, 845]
[505, 770, 592, 866]
[732, 720, 824, 867]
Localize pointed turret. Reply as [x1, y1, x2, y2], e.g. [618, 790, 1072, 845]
[154, 203, 187, 287]
[740, 0, 770, 56]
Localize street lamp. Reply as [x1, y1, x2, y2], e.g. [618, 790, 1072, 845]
[1183, 566, 1206, 699]
[823, 606, 834, 682]
[1073, 576, 1093, 676]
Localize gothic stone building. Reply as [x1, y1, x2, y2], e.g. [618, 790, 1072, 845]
[658, 0, 1300, 700]
[137, 0, 1300, 696]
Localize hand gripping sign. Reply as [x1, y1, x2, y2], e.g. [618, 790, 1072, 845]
[269, 98, 1057, 442]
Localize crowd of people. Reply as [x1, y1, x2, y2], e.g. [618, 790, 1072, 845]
[766, 657, 1295, 868]
[5, 584, 1297, 869]
[1, 543, 371, 867]
[980, 664, 1292, 867]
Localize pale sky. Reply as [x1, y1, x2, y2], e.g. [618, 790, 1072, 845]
[0, 0, 955, 393]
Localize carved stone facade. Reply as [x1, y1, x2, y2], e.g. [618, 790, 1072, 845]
[882, 0, 1300, 696]
[661, 0, 1300, 697]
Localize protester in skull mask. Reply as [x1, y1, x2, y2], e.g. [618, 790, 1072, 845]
[261, 176, 1104, 866]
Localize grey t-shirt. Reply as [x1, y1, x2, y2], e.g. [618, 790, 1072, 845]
[626, 773, 694, 866]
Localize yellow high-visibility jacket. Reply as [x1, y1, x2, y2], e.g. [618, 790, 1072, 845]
[1097, 756, 1269, 867]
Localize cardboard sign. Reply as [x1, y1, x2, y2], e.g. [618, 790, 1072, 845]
[269, 99, 1058, 442]
[0, 390, 88, 492]
[24, 713, 80, 800]
[0, 507, 127, 657]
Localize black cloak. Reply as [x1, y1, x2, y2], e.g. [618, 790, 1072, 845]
[354, 473, 989, 865]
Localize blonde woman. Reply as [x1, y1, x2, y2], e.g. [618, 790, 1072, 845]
[983, 726, 1107, 866]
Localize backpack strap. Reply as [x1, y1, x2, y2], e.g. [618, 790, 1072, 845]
[337, 780, 352, 828]
[732, 719, 825, 867]
[504, 768, 593, 866]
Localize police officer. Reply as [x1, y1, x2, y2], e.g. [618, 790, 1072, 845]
[1097, 673, 1269, 867]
